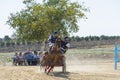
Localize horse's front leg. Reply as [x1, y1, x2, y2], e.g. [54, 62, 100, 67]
[44, 60, 50, 73]
[45, 65, 49, 72]
[47, 65, 54, 74]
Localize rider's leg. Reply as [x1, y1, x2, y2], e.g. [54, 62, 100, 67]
[48, 46, 52, 54]
[48, 43, 54, 54]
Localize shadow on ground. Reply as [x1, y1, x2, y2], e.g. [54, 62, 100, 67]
[52, 72, 79, 80]
[52, 72, 70, 79]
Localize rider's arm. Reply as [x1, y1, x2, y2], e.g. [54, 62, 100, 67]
[48, 35, 52, 42]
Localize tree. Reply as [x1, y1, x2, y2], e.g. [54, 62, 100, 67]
[0, 38, 2, 47]
[11, 41, 15, 46]
[16, 41, 21, 46]
[0, 38, 2, 41]
[84, 36, 89, 41]
[7, 0, 88, 41]
[0, 42, 5, 47]
[6, 42, 11, 47]
[100, 35, 109, 40]
[3, 35, 11, 42]
[75, 36, 81, 42]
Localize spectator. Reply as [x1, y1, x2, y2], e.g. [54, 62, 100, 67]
[32, 51, 38, 65]
[36, 52, 42, 65]
[25, 52, 34, 65]
[12, 52, 19, 66]
[18, 52, 24, 66]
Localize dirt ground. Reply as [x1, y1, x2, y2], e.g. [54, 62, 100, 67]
[0, 54, 120, 80]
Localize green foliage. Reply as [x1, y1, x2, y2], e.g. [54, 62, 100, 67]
[6, 42, 11, 47]
[0, 42, 5, 47]
[7, 0, 88, 41]
[16, 41, 20, 46]
[4, 35, 11, 42]
[11, 41, 15, 46]
[22, 41, 26, 45]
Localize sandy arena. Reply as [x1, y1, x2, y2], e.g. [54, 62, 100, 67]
[0, 56, 120, 80]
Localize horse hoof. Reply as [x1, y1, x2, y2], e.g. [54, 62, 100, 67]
[44, 70, 47, 74]
[44, 70, 46, 73]
[49, 73, 54, 76]
[46, 72, 49, 75]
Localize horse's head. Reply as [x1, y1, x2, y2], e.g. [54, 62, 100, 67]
[55, 36, 62, 48]
[52, 44, 60, 52]
[52, 36, 62, 52]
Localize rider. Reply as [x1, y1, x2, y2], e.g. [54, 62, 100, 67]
[48, 31, 59, 53]
[60, 36, 70, 54]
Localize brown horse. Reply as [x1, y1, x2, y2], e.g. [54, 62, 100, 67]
[41, 37, 64, 74]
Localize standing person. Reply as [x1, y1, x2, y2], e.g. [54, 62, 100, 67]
[18, 52, 24, 66]
[25, 52, 34, 66]
[32, 51, 38, 65]
[48, 31, 59, 53]
[12, 53, 19, 66]
[36, 52, 42, 65]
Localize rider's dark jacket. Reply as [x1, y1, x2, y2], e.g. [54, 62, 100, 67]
[48, 35, 57, 43]
[60, 40, 70, 53]
[61, 41, 69, 49]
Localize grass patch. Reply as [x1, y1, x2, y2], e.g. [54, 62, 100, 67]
[67, 48, 113, 54]
[0, 53, 14, 63]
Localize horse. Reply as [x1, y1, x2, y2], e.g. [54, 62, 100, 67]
[40, 37, 63, 74]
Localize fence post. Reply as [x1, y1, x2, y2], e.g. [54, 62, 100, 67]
[114, 43, 118, 70]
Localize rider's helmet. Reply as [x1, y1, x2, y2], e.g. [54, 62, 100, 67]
[53, 31, 58, 34]
[64, 36, 70, 42]
[53, 31, 58, 37]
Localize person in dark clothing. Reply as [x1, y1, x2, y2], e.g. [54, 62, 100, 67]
[48, 31, 59, 53]
[18, 52, 24, 66]
[60, 36, 70, 54]
[32, 51, 38, 65]
[25, 52, 34, 65]
[12, 53, 19, 66]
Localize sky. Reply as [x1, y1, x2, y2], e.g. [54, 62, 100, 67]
[0, 0, 120, 38]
